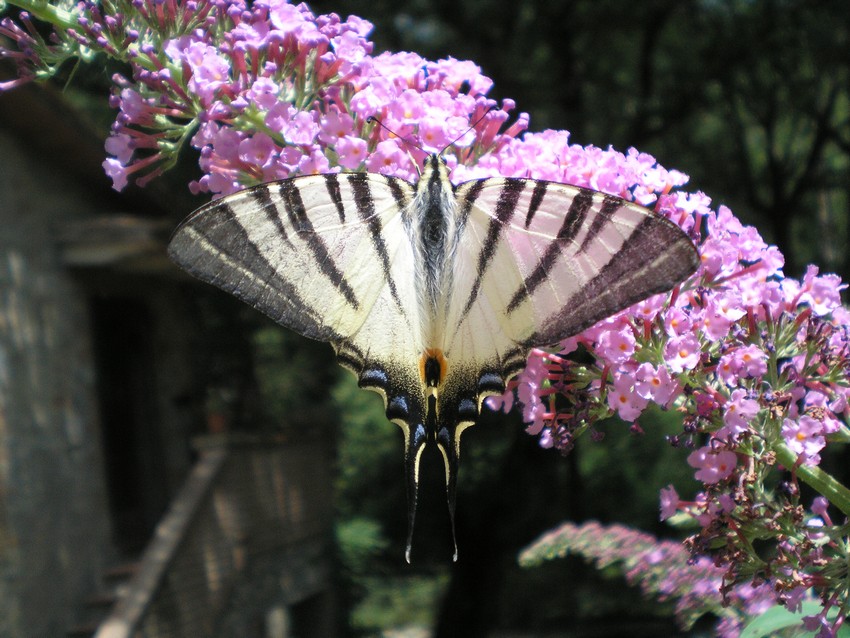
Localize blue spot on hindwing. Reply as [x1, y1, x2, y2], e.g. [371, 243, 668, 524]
[387, 395, 410, 420]
[477, 372, 505, 394]
[458, 398, 477, 420]
[359, 367, 388, 389]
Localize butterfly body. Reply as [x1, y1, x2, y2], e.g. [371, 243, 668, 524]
[168, 154, 699, 561]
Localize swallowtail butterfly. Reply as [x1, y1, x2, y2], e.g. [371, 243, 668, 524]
[168, 155, 699, 561]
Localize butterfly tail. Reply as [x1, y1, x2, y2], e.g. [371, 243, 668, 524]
[403, 421, 428, 563]
[436, 420, 463, 562]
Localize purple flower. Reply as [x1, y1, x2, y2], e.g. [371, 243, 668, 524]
[282, 111, 320, 146]
[606, 372, 648, 421]
[782, 415, 826, 466]
[238, 133, 277, 167]
[663, 307, 693, 337]
[318, 109, 355, 145]
[104, 133, 134, 165]
[664, 334, 701, 373]
[718, 388, 760, 440]
[717, 344, 768, 386]
[698, 308, 732, 341]
[687, 447, 737, 484]
[484, 387, 515, 414]
[365, 138, 412, 177]
[297, 147, 331, 175]
[799, 265, 846, 316]
[634, 363, 677, 406]
[116, 88, 148, 122]
[417, 115, 460, 153]
[269, 1, 323, 42]
[811, 496, 833, 529]
[103, 157, 128, 191]
[178, 40, 233, 105]
[659, 485, 680, 521]
[246, 77, 280, 110]
[735, 345, 768, 378]
[335, 135, 367, 169]
[596, 326, 636, 365]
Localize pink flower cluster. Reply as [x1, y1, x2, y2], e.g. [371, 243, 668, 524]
[2, 1, 525, 190]
[519, 520, 776, 637]
[486, 174, 848, 485]
[100, 1, 522, 191]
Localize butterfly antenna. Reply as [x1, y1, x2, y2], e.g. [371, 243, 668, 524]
[441, 106, 496, 155]
[367, 116, 425, 154]
[367, 115, 426, 175]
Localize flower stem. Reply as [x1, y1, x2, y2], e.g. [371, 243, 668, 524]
[775, 443, 850, 517]
[5, 0, 77, 30]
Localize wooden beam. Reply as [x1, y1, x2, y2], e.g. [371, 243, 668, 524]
[57, 215, 172, 271]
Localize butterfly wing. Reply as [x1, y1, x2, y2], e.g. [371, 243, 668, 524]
[168, 174, 432, 496]
[169, 174, 414, 339]
[169, 173, 430, 424]
[433, 178, 699, 523]
[446, 178, 699, 355]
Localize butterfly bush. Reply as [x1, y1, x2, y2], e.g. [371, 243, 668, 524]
[3, 0, 849, 634]
[519, 521, 776, 636]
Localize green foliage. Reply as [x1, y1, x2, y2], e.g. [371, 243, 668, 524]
[332, 371, 402, 522]
[576, 406, 696, 528]
[740, 601, 850, 638]
[332, 374, 451, 635]
[335, 518, 390, 574]
[250, 320, 338, 430]
[349, 574, 450, 634]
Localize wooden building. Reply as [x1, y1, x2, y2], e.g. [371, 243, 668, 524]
[0, 82, 335, 637]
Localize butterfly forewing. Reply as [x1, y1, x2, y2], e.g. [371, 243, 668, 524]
[169, 173, 420, 346]
[447, 178, 698, 355]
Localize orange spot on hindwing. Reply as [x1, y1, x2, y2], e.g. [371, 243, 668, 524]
[420, 348, 448, 389]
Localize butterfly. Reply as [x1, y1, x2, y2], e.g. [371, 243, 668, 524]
[167, 154, 699, 561]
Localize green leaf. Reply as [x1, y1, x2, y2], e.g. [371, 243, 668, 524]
[739, 601, 822, 638]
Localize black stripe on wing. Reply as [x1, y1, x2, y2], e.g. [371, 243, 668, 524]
[455, 180, 485, 230]
[324, 173, 347, 223]
[505, 187, 595, 313]
[578, 194, 622, 254]
[279, 179, 360, 310]
[252, 185, 292, 244]
[347, 173, 408, 312]
[168, 198, 345, 343]
[524, 181, 548, 228]
[459, 179, 525, 320]
[522, 215, 699, 347]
